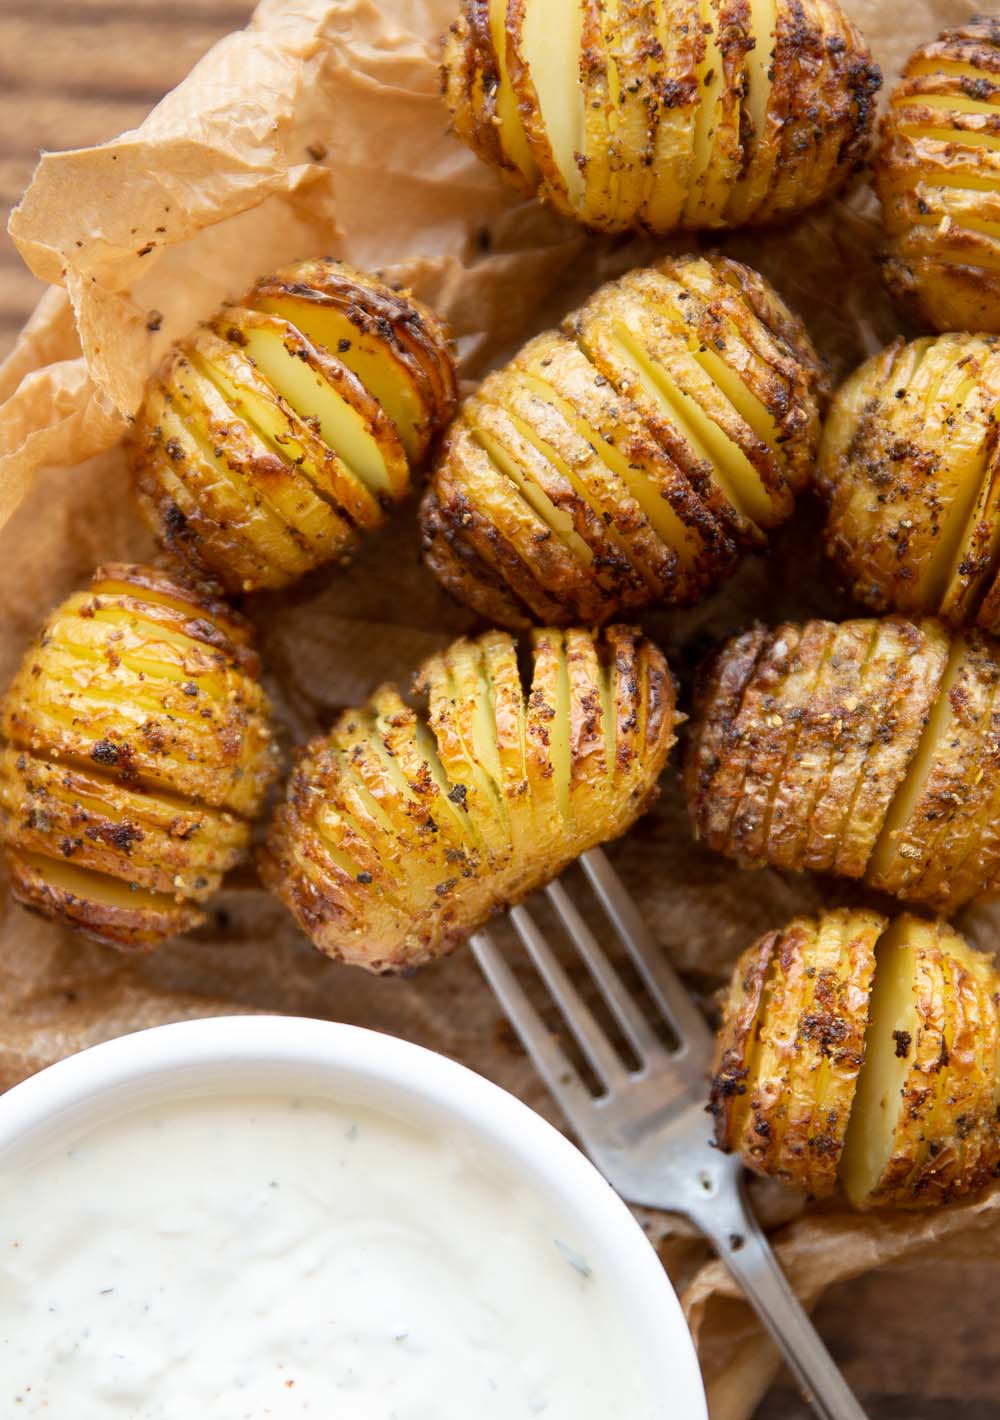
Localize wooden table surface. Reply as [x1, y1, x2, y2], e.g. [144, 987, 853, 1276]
[0, 5, 992, 1419]
[0, 0, 254, 356]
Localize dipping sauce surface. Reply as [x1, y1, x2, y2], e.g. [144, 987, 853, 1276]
[0, 1090, 661, 1417]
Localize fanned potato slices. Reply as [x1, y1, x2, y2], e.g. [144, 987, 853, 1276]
[714, 909, 1000, 1209]
[0, 565, 280, 951]
[422, 254, 827, 628]
[127, 258, 457, 594]
[443, 0, 879, 233]
[819, 334, 1000, 630]
[261, 625, 678, 972]
[875, 19, 1000, 333]
[711, 908, 883, 1196]
[686, 615, 1000, 909]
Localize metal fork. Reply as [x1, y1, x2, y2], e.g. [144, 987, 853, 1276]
[471, 846, 867, 1420]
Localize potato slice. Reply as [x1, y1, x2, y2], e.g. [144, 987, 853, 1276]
[841, 917, 976, 1209]
[867, 632, 1000, 903]
[512, 334, 722, 590]
[0, 747, 246, 900]
[0, 564, 278, 952]
[262, 625, 677, 971]
[508, 0, 585, 213]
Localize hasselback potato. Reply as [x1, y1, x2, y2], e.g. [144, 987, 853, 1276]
[421, 254, 827, 628]
[818, 333, 1000, 631]
[127, 259, 457, 594]
[685, 615, 1000, 910]
[443, 0, 880, 234]
[712, 908, 1000, 1208]
[875, 19, 1000, 333]
[0, 564, 279, 950]
[261, 624, 677, 972]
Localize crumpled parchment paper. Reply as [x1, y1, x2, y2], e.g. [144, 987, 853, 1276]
[2, 1, 997, 1415]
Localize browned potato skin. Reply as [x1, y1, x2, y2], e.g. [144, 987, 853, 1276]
[685, 615, 1000, 910]
[875, 19, 1000, 333]
[710, 908, 883, 1197]
[421, 253, 828, 629]
[818, 335, 1000, 630]
[127, 259, 457, 595]
[712, 910, 1000, 1207]
[261, 625, 678, 973]
[0, 564, 280, 952]
[442, 0, 879, 234]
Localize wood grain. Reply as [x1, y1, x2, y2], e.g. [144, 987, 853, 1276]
[0, 0, 253, 356]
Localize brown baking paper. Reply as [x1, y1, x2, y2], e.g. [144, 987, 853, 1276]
[2, 0, 998, 1415]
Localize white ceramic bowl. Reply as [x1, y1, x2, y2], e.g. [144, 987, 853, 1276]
[0, 1015, 707, 1418]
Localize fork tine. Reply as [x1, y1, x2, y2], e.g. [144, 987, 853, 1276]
[470, 929, 596, 1119]
[509, 903, 628, 1090]
[580, 848, 713, 1051]
[545, 879, 668, 1067]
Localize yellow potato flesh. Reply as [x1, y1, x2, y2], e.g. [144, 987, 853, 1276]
[867, 640, 965, 882]
[726, 0, 777, 220]
[90, 580, 210, 620]
[610, 325, 771, 527]
[17, 852, 181, 914]
[840, 919, 920, 1207]
[554, 640, 573, 826]
[154, 397, 295, 552]
[522, 0, 584, 204]
[239, 325, 392, 495]
[254, 295, 425, 462]
[684, 0, 727, 223]
[512, 371, 702, 569]
[489, 0, 539, 183]
[470, 421, 594, 567]
[918, 380, 990, 606]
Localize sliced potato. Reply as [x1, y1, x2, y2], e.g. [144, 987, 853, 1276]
[0, 564, 279, 952]
[444, 0, 879, 232]
[260, 625, 678, 972]
[875, 19, 1000, 333]
[126, 258, 456, 593]
[422, 253, 826, 627]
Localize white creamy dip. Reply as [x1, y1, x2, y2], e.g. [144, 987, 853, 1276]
[0, 1089, 661, 1418]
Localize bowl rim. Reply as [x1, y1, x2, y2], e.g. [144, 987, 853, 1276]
[0, 1014, 707, 1418]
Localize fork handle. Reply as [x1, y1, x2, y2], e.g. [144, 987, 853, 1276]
[687, 1173, 867, 1420]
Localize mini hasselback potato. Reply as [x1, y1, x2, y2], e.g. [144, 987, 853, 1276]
[261, 624, 678, 972]
[686, 615, 1000, 910]
[442, 0, 880, 234]
[712, 908, 1000, 1208]
[421, 254, 827, 628]
[127, 259, 457, 594]
[818, 334, 1000, 632]
[875, 19, 1000, 333]
[0, 564, 280, 951]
